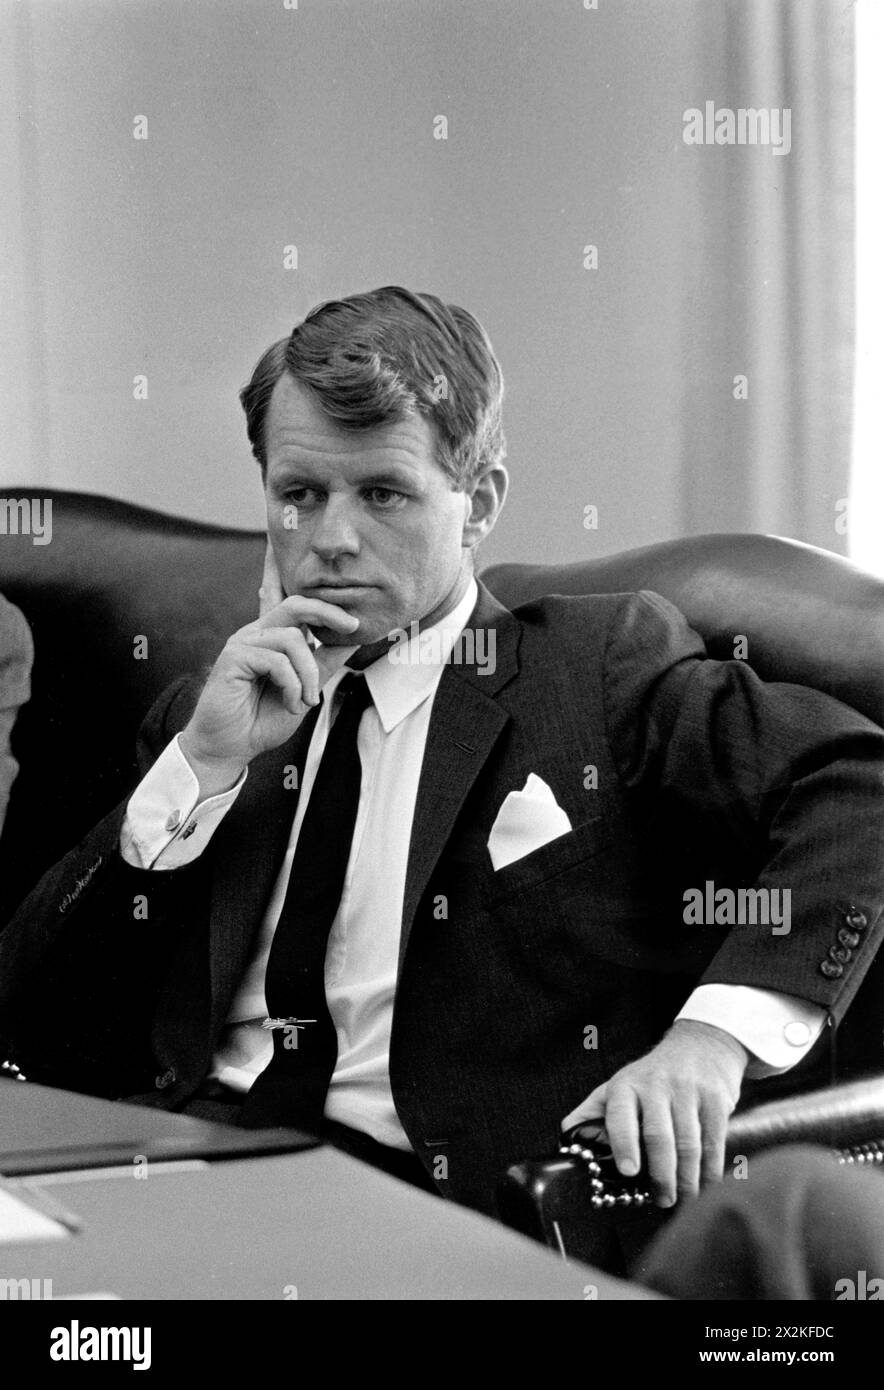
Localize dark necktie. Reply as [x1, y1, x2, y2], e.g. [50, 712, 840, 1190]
[239, 671, 373, 1131]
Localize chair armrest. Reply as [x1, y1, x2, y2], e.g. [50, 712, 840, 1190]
[498, 1075, 884, 1260]
[725, 1074, 884, 1154]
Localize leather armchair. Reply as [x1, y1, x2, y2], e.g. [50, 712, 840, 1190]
[482, 533, 884, 727]
[0, 490, 264, 924]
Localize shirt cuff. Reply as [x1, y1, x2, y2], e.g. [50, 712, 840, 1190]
[676, 984, 827, 1078]
[119, 733, 247, 870]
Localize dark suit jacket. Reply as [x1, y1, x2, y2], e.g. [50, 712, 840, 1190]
[1, 583, 883, 1219]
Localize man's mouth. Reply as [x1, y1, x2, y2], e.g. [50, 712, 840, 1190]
[304, 580, 374, 590]
[303, 581, 376, 600]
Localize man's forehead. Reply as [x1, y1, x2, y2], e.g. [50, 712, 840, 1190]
[264, 373, 436, 468]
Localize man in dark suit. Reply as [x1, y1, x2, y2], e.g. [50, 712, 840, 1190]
[1, 287, 882, 1267]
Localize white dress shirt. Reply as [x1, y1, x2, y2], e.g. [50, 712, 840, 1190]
[121, 577, 824, 1150]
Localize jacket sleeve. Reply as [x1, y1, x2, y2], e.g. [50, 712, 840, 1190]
[0, 673, 210, 1095]
[602, 589, 884, 1027]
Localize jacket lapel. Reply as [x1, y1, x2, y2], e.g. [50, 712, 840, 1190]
[399, 583, 520, 967]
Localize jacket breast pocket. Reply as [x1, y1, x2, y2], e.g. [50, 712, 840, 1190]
[484, 815, 620, 908]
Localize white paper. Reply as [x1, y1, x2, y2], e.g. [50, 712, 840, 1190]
[0, 1185, 67, 1243]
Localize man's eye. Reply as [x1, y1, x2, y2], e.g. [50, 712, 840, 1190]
[283, 487, 315, 505]
[366, 487, 405, 508]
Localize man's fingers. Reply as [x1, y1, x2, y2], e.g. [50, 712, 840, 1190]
[259, 595, 361, 636]
[232, 646, 307, 715]
[240, 627, 321, 707]
[580, 1028, 748, 1211]
[600, 1085, 707, 1205]
[672, 1097, 703, 1201]
[601, 1085, 642, 1179]
[636, 1096, 678, 1207]
[698, 1096, 730, 1186]
[258, 540, 285, 618]
[561, 1084, 607, 1134]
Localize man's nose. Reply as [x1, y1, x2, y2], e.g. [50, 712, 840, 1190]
[310, 495, 360, 560]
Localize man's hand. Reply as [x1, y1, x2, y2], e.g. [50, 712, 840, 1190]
[562, 1020, 749, 1208]
[179, 540, 359, 796]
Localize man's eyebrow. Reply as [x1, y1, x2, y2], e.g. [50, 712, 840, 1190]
[357, 468, 425, 489]
[269, 459, 425, 488]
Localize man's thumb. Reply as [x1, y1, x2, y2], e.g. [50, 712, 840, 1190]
[561, 1085, 607, 1133]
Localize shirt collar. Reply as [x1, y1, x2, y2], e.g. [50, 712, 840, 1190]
[324, 578, 479, 734]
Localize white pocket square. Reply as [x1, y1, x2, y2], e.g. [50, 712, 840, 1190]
[487, 773, 573, 871]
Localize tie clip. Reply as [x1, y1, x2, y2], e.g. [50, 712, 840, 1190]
[261, 1017, 317, 1032]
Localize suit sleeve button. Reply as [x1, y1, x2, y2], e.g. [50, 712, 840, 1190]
[829, 944, 852, 965]
[154, 1068, 177, 1090]
[844, 908, 868, 930]
[838, 927, 861, 948]
[820, 960, 844, 979]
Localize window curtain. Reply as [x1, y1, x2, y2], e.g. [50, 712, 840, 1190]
[675, 0, 854, 557]
[849, 0, 884, 578]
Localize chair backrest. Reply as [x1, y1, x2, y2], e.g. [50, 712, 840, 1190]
[0, 490, 264, 922]
[482, 533, 884, 727]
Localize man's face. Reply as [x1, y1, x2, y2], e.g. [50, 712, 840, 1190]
[263, 373, 476, 644]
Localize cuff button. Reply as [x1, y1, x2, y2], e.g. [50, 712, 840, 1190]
[783, 1021, 811, 1047]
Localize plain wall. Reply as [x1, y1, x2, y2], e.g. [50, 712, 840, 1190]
[0, 0, 853, 569]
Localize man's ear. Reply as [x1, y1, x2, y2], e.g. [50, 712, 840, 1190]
[462, 464, 508, 552]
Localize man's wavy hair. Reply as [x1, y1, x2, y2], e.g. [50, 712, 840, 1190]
[240, 286, 506, 490]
